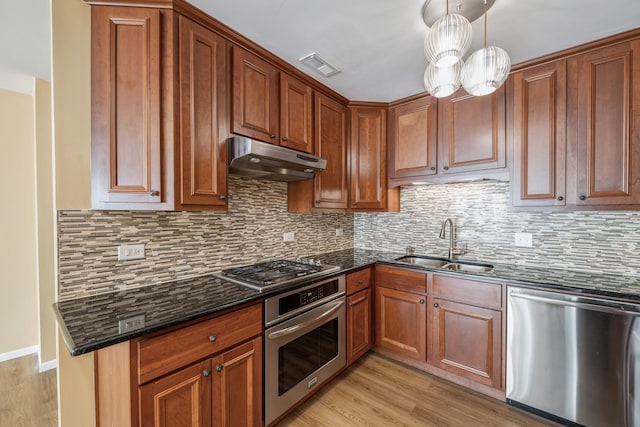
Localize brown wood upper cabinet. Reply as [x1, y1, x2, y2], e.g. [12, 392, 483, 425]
[512, 34, 640, 210]
[232, 46, 314, 153]
[89, 6, 229, 211]
[280, 73, 314, 153]
[388, 87, 507, 186]
[350, 105, 400, 211]
[438, 87, 507, 175]
[571, 38, 640, 207]
[177, 16, 228, 210]
[511, 61, 567, 208]
[388, 95, 438, 182]
[287, 93, 349, 211]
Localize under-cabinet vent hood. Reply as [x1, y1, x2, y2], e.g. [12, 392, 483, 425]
[228, 136, 327, 182]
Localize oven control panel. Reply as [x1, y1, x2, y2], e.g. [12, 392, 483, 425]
[278, 279, 340, 316]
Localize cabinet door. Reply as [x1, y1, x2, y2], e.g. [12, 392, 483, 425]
[512, 61, 567, 207]
[91, 7, 163, 207]
[177, 16, 228, 209]
[388, 95, 438, 181]
[312, 94, 349, 209]
[212, 337, 262, 427]
[139, 359, 212, 427]
[375, 286, 426, 361]
[438, 87, 506, 175]
[350, 107, 388, 210]
[573, 39, 640, 206]
[280, 73, 313, 153]
[428, 298, 501, 389]
[347, 288, 372, 366]
[232, 46, 279, 143]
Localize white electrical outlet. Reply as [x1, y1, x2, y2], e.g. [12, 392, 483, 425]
[283, 232, 295, 242]
[335, 227, 344, 237]
[514, 233, 533, 248]
[118, 244, 145, 260]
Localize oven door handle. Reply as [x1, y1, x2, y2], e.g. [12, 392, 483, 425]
[267, 299, 344, 340]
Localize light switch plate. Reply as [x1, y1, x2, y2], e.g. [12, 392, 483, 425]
[514, 232, 533, 248]
[283, 232, 295, 242]
[335, 228, 344, 236]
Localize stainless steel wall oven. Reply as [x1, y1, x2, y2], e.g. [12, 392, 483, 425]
[264, 275, 346, 425]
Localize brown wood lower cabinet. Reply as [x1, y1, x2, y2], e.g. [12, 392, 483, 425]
[428, 298, 502, 389]
[139, 359, 212, 427]
[95, 303, 263, 427]
[373, 265, 505, 399]
[347, 288, 372, 366]
[375, 286, 427, 362]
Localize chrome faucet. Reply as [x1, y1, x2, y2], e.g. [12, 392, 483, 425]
[439, 218, 464, 260]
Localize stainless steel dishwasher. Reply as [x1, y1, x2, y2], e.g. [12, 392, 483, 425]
[507, 286, 640, 426]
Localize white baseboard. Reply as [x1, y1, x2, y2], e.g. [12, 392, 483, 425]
[0, 345, 39, 363]
[39, 359, 58, 372]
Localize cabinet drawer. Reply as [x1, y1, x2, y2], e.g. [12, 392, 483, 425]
[136, 303, 262, 384]
[375, 265, 427, 294]
[347, 267, 372, 295]
[431, 275, 502, 309]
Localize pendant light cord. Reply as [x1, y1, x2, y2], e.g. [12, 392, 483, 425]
[483, 0, 487, 47]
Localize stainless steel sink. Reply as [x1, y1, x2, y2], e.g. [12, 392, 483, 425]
[442, 261, 494, 273]
[394, 255, 449, 268]
[394, 255, 494, 273]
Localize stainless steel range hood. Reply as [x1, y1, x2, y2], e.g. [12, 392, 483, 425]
[228, 136, 326, 182]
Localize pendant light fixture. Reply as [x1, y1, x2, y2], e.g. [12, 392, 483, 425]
[423, 1, 472, 67]
[424, 60, 463, 98]
[422, 0, 510, 98]
[461, 0, 511, 96]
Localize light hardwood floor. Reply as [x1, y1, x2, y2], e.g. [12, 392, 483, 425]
[0, 354, 57, 427]
[279, 352, 556, 427]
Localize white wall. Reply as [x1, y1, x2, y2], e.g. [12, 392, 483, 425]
[0, 87, 39, 357]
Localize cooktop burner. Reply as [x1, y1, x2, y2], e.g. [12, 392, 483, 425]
[216, 259, 340, 291]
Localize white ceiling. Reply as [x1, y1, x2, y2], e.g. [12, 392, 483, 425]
[0, 0, 51, 92]
[188, 0, 640, 102]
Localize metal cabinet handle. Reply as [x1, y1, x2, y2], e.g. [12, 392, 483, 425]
[282, 136, 289, 141]
[209, 335, 217, 342]
[430, 166, 436, 171]
[579, 195, 586, 201]
[215, 364, 223, 372]
[443, 166, 449, 171]
[219, 195, 226, 200]
[149, 190, 159, 196]
[433, 303, 439, 308]
[270, 134, 276, 139]
[557, 196, 564, 201]
[357, 279, 364, 284]
[419, 299, 425, 304]
[203, 369, 211, 377]
[316, 200, 321, 204]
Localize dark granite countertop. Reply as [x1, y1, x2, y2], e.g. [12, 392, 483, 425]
[55, 247, 640, 357]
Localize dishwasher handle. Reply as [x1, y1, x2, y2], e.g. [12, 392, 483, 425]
[510, 291, 640, 316]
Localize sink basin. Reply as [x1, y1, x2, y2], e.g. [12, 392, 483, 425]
[394, 255, 449, 268]
[442, 261, 494, 273]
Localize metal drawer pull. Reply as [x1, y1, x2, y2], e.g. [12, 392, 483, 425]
[209, 335, 217, 342]
[268, 300, 344, 339]
[203, 369, 211, 377]
[215, 365, 223, 372]
[357, 279, 364, 284]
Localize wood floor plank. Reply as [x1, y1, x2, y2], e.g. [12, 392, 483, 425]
[0, 354, 57, 427]
[279, 352, 556, 427]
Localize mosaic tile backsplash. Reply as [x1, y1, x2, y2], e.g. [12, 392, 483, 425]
[355, 181, 640, 276]
[57, 177, 354, 300]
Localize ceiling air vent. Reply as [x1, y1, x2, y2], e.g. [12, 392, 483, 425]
[299, 52, 340, 77]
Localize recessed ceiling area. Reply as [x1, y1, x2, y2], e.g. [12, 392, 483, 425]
[188, 0, 640, 102]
